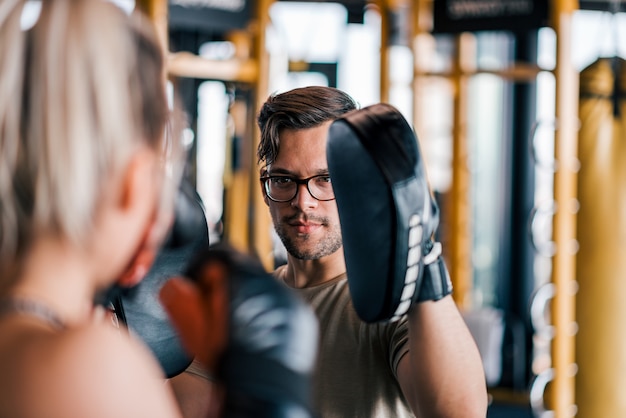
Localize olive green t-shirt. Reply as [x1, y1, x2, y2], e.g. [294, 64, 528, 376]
[275, 266, 414, 418]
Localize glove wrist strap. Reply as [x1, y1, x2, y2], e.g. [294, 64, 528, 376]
[415, 245, 453, 302]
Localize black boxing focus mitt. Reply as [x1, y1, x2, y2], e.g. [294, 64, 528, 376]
[327, 103, 452, 323]
[186, 243, 319, 418]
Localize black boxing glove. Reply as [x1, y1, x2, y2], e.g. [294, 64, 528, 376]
[185, 243, 319, 418]
[113, 180, 209, 378]
[326, 103, 452, 323]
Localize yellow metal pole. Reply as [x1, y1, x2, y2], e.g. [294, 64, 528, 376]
[222, 32, 257, 254]
[411, 0, 429, 128]
[223, 99, 252, 253]
[447, 33, 473, 310]
[250, 0, 274, 270]
[548, 0, 580, 416]
[378, 0, 390, 104]
[134, 0, 168, 54]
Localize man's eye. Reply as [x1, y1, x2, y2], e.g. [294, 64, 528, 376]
[316, 176, 332, 184]
[272, 177, 293, 185]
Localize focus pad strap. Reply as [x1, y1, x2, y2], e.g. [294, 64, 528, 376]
[416, 255, 453, 303]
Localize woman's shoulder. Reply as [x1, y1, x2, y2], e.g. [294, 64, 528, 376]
[52, 321, 158, 371]
[4, 322, 182, 418]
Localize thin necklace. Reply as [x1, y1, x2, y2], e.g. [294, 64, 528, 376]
[0, 298, 65, 330]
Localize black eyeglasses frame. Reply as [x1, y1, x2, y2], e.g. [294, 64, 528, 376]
[260, 174, 336, 202]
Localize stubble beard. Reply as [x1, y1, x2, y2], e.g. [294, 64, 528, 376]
[274, 214, 343, 260]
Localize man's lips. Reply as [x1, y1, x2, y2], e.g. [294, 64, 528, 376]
[288, 219, 323, 234]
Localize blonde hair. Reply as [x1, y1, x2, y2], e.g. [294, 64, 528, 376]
[0, 0, 168, 282]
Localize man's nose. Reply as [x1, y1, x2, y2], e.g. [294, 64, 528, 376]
[291, 183, 318, 209]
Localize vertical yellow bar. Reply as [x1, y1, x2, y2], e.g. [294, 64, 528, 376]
[448, 33, 473, 310]
[134, 0, 168, 54]
[549, 0, 580, 416]
[250, 0, 274, 270]
[378, 0, 390, 104]
[411, 0, 429, 127]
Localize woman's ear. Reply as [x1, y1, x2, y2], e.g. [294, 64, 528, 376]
[118, 148, 158, 213]
[114, 148, 163, 288]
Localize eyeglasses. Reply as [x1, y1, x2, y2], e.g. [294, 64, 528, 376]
[261, 174, 335, 202]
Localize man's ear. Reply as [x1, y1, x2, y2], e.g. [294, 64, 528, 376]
[259, 168, 270, 206]
[259, 182, 270, 206]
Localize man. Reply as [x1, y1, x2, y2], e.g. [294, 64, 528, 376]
[256, 86, 488, 417]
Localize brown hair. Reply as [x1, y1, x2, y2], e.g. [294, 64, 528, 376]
[256, 86, 358, 167]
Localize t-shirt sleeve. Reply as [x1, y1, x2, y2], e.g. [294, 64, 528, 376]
[386, 315, 409, 379]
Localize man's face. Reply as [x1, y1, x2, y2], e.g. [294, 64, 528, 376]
[263, 121, 342, 260]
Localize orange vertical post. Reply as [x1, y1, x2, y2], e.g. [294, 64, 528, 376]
[548, 0, 580, 416]
[447, 34, 474, 309]
[135, 0, 168, 54]
[250, 0, 274, 270]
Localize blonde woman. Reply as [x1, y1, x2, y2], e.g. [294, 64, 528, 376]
[0, 1, 212, 416]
